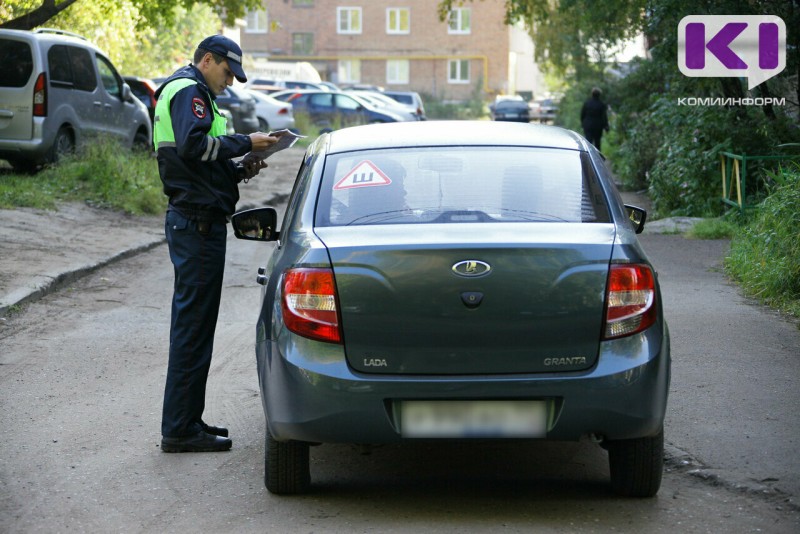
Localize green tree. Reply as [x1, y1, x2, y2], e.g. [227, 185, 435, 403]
[1, 0, 263, 30]
[0, 1, 243, 78]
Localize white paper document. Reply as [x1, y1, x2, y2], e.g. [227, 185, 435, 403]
[242, 129, 305, 163]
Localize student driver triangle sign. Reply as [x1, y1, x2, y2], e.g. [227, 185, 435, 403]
[334, 160, 393, 190]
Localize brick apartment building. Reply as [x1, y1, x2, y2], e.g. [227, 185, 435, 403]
[237, 0, 542, 102]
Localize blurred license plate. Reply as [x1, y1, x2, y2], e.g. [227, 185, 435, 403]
[400, 400, 547, 438]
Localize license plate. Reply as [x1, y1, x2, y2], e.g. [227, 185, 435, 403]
[400, 400, 547, 438]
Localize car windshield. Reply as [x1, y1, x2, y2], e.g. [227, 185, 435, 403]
[315, 147, 610, 226]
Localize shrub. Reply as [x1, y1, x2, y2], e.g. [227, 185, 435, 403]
[618, 98, 800, 217]
[725, 166, 800, 319]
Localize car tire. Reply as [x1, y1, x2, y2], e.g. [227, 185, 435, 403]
[265, 426, 310, 495]
[48, 126, 74, 164]
[258, 118, 270, 131]
[133, 128, 150, 150]
[606, 426, 664, 498]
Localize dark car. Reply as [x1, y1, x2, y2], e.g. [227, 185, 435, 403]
[123, 75, 157, 124]
[490, 97, 531, 122]
[530, 98, 559, 123]
[271, 89, 406, 133]
[230, 121, 670, 497]
[214, 85, 259, 134]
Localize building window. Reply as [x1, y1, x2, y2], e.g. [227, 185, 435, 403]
[293, 0, 314, 6]
[338, 7, 362, 34]
[245, 9, 268, 34]
[386, 60, 409, 84]
[448, 8, 471, 34]
[448, 59, 470, 84]
[292, 33, 314, 55]
[338, 59, 361, 83]
[387, 8, 410, 34]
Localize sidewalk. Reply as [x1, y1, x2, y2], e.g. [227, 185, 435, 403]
[0, 202, 164, 315]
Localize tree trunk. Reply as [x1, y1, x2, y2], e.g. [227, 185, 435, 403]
[0, 0, 81, 31]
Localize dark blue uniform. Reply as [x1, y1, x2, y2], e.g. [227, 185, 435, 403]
[154, 65, 252, 439]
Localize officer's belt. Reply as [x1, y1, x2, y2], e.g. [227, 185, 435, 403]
[170, 204, 228, 224]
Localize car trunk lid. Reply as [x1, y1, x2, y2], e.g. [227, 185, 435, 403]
[316, 223, 614, 375]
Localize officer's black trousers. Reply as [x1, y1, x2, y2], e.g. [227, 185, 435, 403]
[162, 210, 227, 438]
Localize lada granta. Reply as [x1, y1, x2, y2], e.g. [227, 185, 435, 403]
[232, 120, 670, 497]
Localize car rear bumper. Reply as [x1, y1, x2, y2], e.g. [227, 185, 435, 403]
[258, 322, 670, 444]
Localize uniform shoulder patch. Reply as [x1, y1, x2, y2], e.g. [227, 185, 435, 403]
[191, 97, 207, 119]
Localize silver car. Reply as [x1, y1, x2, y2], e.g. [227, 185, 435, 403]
[232, 121, 670, 498]
[0, 29, 151, 172]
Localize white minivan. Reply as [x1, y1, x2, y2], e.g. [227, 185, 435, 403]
[0, 28, 151, 172]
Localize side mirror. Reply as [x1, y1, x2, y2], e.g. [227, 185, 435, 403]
[231, 207, 279, 241]
[624, 205, 647, 234]
[121, 83, 133, 103]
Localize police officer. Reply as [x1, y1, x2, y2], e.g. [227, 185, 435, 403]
[153, 35, 280, 452]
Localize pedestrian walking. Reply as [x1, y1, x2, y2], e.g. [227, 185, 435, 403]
[153, 35, 281, 452]
[580, 87, 610, 151]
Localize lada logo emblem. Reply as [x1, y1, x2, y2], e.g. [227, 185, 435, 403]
[452, 260, 491, 277]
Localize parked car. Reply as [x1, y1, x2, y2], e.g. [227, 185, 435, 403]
[245, 88, 295, 132]
[246, 79, 330, 92]
[214, 85, 259, 134]
[530, 98, 559, 123]
[123, 75, 157, 125]
[0, 28, 152, 172]
[344, 90, 420, 121]
[230, 121, 670, 497]
[271, 89, 406, 133]
[489, 96, 530, 122]
[383, 90, 427, 121]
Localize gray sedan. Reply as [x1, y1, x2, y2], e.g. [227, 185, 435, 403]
[232, 121, 670, 498]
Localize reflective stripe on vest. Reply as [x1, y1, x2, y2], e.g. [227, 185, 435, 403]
[153, 78, 228, 155]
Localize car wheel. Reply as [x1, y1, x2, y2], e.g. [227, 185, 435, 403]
[265, 426, 310, 494]
[133, 128, 151, 151]
[49, 126, 74, 164]
[258, 118, 270, 131]
[606, 426, 664, 497]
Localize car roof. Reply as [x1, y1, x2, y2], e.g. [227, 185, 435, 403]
[325, 121, 585, 153]
[0, 28, 103, 52]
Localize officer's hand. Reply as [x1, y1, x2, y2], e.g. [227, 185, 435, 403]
[243, 159, 268, 179]
[249, 131, 280, 152]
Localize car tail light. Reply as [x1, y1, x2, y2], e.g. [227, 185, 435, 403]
[278, 107, 289, 115]
[33, 73, 47, 117]
[603, 264, 657, 339]
[281, 268, 342, 343]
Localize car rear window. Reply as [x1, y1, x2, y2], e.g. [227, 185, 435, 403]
[315, 147, 610, 226]
[1, 39, 33, 88]
[48, 45, 97, 92]
[387, 94, 413, 105]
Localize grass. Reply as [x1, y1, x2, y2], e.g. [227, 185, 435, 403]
[724, 167, 800, 321]
[686, 218, 737, 240]
[0, 140, 165, 215]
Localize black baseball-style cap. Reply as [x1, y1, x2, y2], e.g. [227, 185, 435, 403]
[197, 35, 247, 83]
